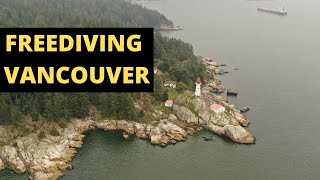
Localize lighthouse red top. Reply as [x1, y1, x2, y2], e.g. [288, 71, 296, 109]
[196, 77, 202, 84]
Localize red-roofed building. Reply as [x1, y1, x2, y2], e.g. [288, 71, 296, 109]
[154, 67, 158, 74]
[210, 103, 225, 113]
[165, 100, 174, 107]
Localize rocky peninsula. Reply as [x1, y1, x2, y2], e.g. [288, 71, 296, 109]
[155, 24, 183, 31]
[0, 57, 254, 180]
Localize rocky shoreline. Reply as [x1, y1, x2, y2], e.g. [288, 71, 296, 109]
[0, 57, 255, 179]
[0, 100, 254, 179]
[155, 24, 183, 31]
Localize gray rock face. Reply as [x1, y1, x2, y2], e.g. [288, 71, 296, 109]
[1, 145, 26, 173]
[206, 123, 225, 135]
[116, 120, 135, 134]
[97, 120, 148, 139]
[0, 159, 5, 171]
[133, 123, 147, 139]
[224, 125, 255, 144]
[171, 92, 254, 144]
[97, 120, 187, 146]
[0, 119, 96, 180]
[192, 99, 239, 127]
[149, 121, 187, 146]
[204, 79, 225, 94]
[96, 120, 117, 130]
[234, 113, 250, 127]
[168, 114, 178, 121]
[173, 105, 199, 124]
[150, 126, 165, 144]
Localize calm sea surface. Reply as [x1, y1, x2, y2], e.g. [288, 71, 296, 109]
[1, 0, 320, 179]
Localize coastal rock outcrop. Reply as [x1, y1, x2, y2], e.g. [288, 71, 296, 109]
[206, 123, 225, 135]
[234, 113, 250, 127]
[97, 120, 187, 146]
[150, 121, 187, 146]
[0, 119, 97, 180]
[200, 56, 226, 75]
[173, 105, 200, 124]
[96, 120, 117, 130]
[224, 125, 255, 144]
[0, 106, 254, 180]
[0, 159, 5, 171]
[133, 123, 148, 139]
[169, 92, 254, 145]
[1, 145, 26, 173]
[192, 98, 239, 126]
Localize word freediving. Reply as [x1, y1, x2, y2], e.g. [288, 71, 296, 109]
[6, 34, 141, 52]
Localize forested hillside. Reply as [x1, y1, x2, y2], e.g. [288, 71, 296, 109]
[0, 0, 206, 126]
[0, 0, 172, 27]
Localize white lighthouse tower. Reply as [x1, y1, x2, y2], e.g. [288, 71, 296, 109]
[195, 77, 202, 97]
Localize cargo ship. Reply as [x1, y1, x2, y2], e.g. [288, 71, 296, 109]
[257, 8, 287, 16]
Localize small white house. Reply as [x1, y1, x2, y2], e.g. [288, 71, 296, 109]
[165, 100, 174, 107]
[163, 81, 177, 88]
[154, 67, 158, 74]
[210, 103, 225, 113]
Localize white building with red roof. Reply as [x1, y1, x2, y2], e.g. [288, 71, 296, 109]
[163, 81, 176, 88]
[154, 67, 158, 74]
[195, 77, 202, 97]
[210, 103, 225, 113]
[165, 100, 174, 107]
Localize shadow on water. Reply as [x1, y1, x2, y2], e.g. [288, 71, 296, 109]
[0, 169, 28, 180]
[193, 129, 239, 146]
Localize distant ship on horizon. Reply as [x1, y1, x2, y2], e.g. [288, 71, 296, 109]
[257, 7, 288, 16]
